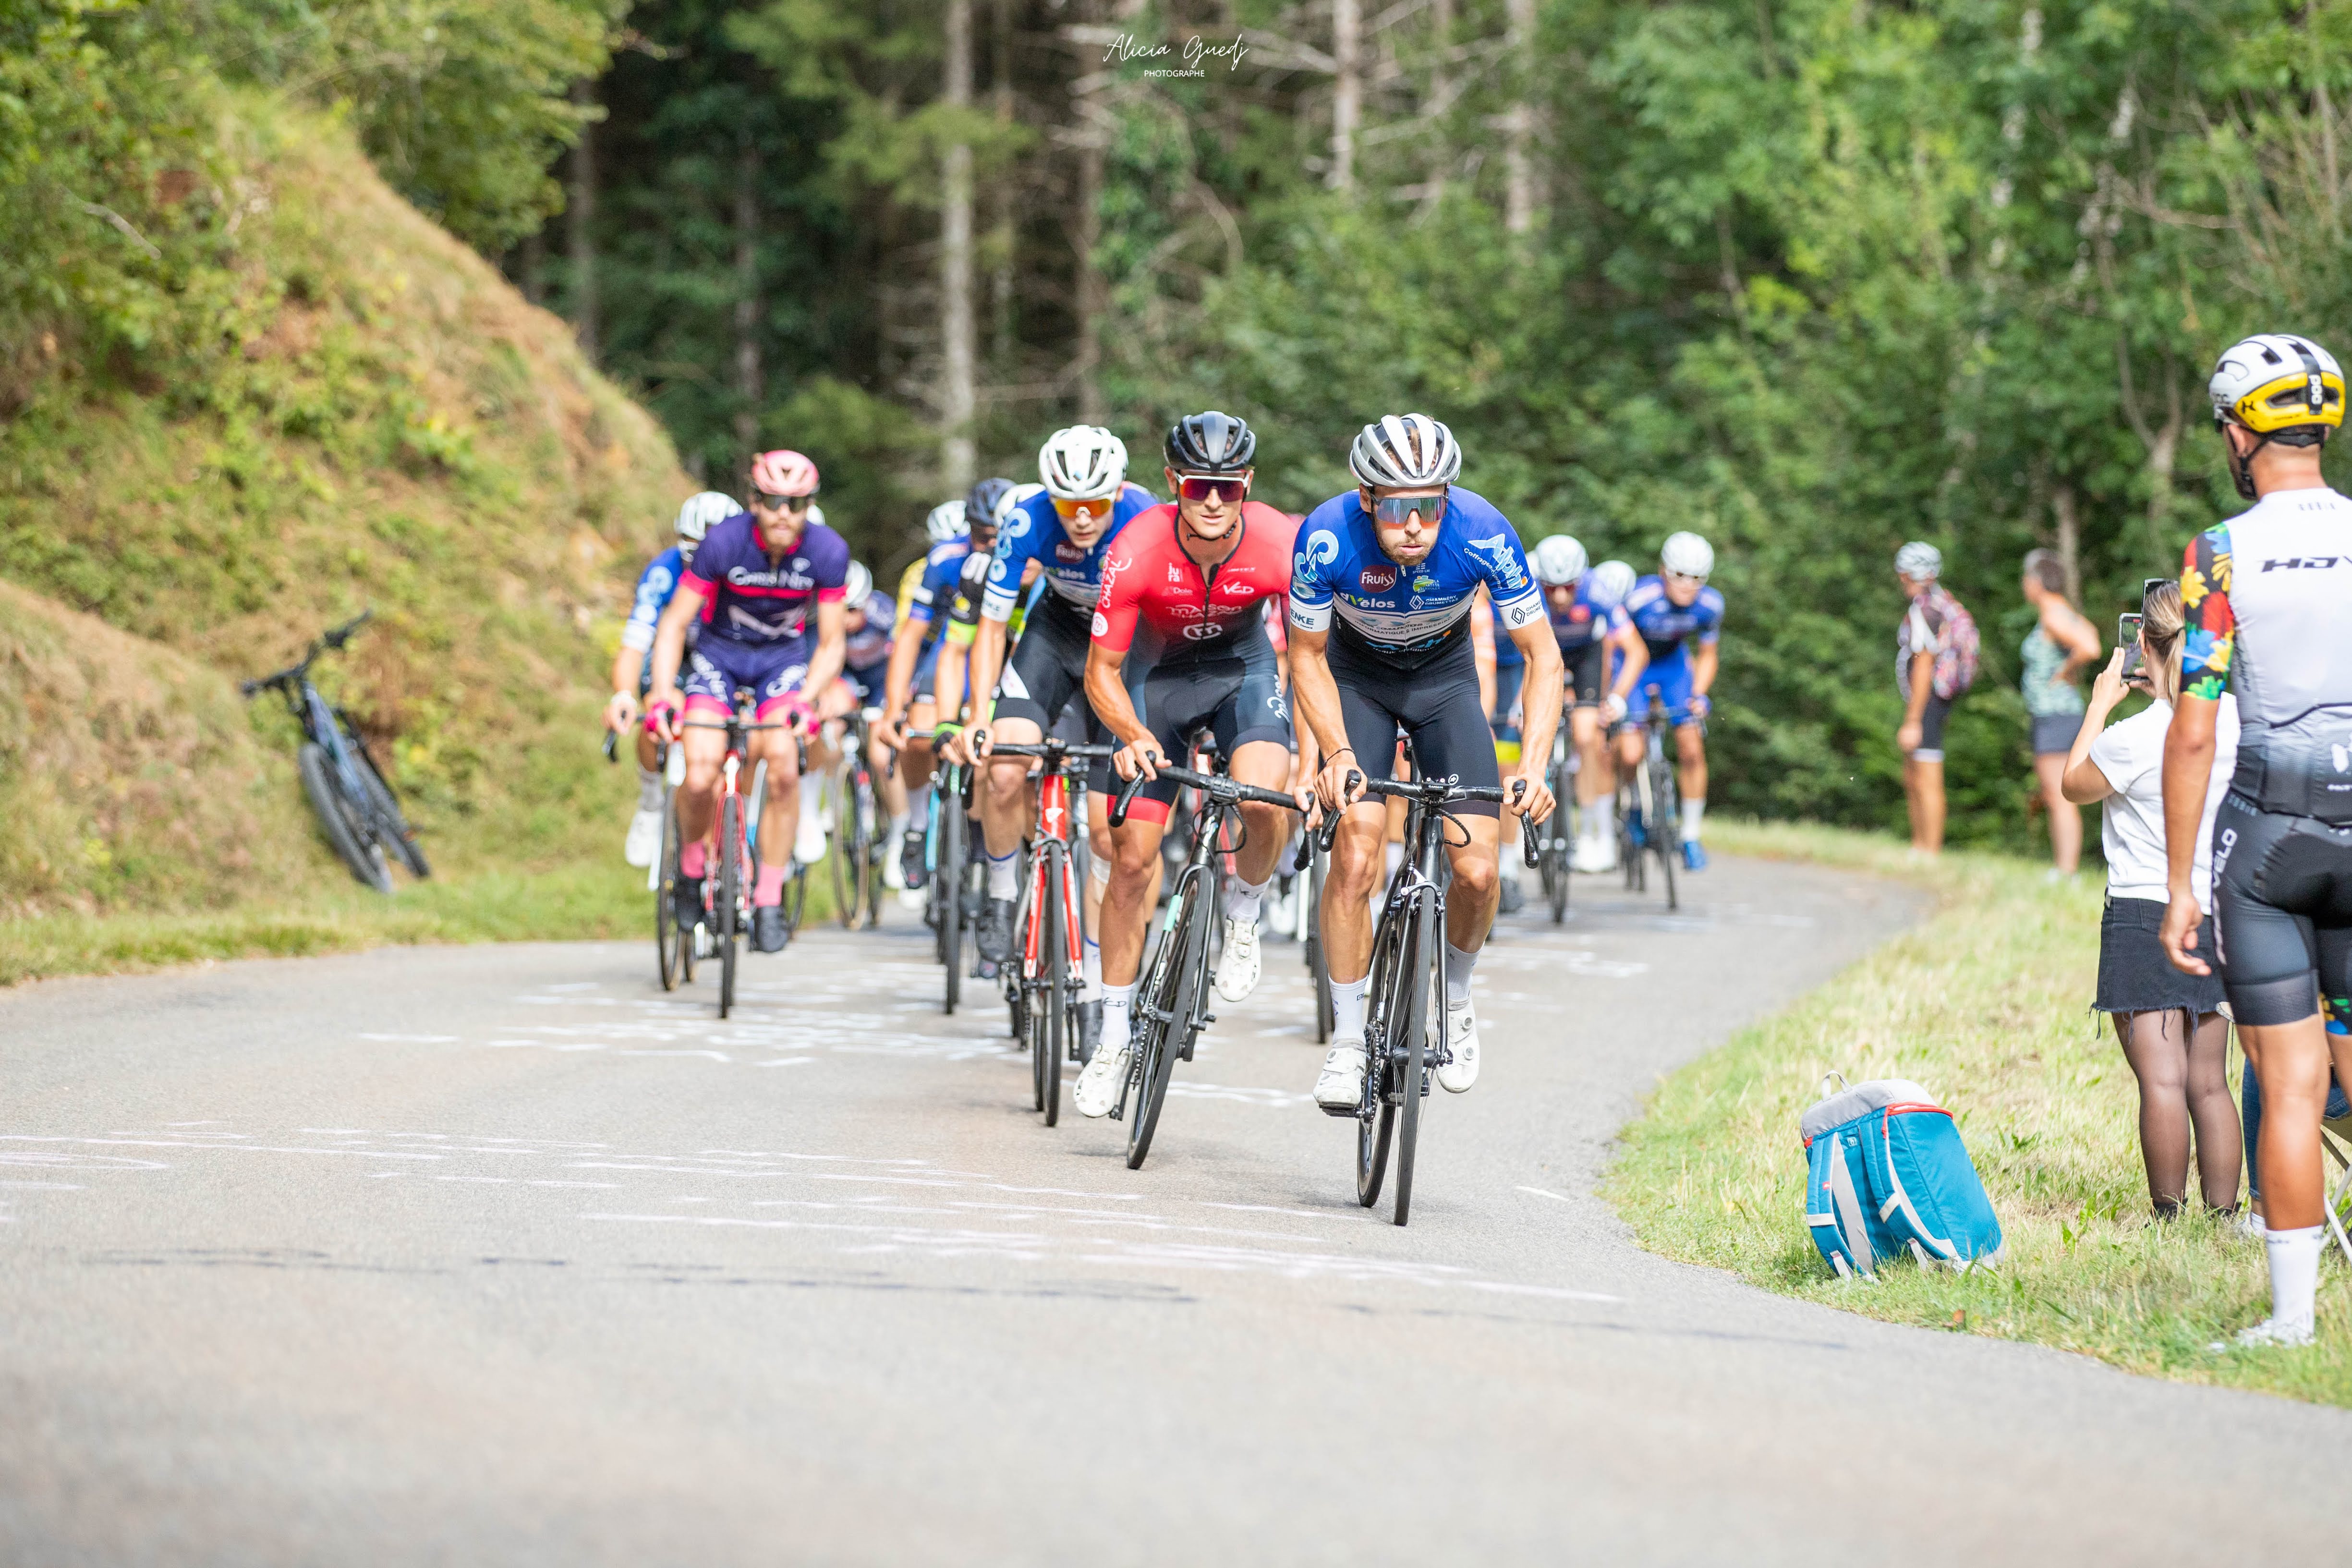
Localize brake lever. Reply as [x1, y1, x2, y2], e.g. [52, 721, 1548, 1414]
[1110, 766, 1148, 829]
[1512, 779, 1540, 868]
[603, 731, 618, 763]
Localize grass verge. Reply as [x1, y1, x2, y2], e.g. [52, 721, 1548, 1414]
[1606, 818, 2352, 1408]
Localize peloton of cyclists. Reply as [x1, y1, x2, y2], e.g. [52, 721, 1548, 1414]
[1611, 532, 1724, 872]
[1526, 539, 1641, 875]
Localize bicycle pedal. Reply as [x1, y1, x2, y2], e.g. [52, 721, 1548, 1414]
[1317, 1100, 1359, 1120]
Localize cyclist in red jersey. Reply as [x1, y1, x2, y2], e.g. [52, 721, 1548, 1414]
[1071, 411, 1310, 1118]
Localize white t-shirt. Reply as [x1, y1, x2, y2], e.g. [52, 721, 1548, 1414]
[2088, 694, 2240, 906]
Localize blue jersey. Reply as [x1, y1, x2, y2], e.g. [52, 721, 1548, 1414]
[844, 589, 896, 671]
[982, 482, 1158, 621]
[1287, 487, 1543, 664]
[905, 539, 974, 640]
[1623, 574, 1725, 659]
[1548, 579, 1631, 655]
[620, 546, 689, 653]
[682, 512, 851, 650]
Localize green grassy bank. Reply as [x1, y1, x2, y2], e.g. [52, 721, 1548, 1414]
[1610, 821, 2352, 1408]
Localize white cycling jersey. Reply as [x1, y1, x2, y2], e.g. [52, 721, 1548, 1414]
[2183, 485, 2352, 743]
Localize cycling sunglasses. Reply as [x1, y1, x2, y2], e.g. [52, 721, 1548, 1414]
[757, 491, 815, 513]
[1369, 491, 1447, 525]
[1052, 496, 1113, 521]
[1176, 475, 1248, 504]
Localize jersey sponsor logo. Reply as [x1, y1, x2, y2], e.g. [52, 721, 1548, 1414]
[1466, 533, 1527, 589]
[1216, 577, 1258, 596]
[1001, 510, 1032, 541]
[1180, 622, 1222, 641]
[1409, 572, 1436, 593]
[1296, 529, 1340, 576]
[1092, 611, 1110, 637]
[1055, 541, 1088, 563]
[2259, 555, 2346, 571]
[1358, 563, 1399, 592]
[1165, 603, 1206, 619]
[1504, 599, 1544, 629]
[1167, 564, 1187, 583]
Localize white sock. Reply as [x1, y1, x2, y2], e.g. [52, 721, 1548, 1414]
[1587, 798, 1612, 843]
[1224, 875, 1269, 924]
[1331, 976, 1369, 1041]
[1681, 798, 1706, 844]
[1100, 982, 1137, 1055]
[800, 774, 821, 812]
[1443, 941, 1478, 1006]
[2265, 1224, 2324, 1333]
[636, 766, 663, 812]
[1082, 937, 1102, 1001]
[888, 811, 909, 840]
[1383, 841, 1404, 882]
[1497, 850, 1520, 887]
[909, 790, 931, 831]
[987, 850, 1018, 900]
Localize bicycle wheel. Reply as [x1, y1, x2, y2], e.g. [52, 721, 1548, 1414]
[830, 758, 861, 930]
[782, 861, 809, 936]
[717, 792, 743, 1019]
[1039, 840, 1066, 1126]
[1652, 753, 1680, 911]
[298, 742, 392, 893]
[1391, 892, 1441, 1228]
[656, 791, 680, 991]
[1355, 906, 1409, 1207]
[1127, 867, 1203, 1170]
[941, 794, 965, 1014]
[1545, 742, 1572, 924]
[348, 733, 431, 879]
[1305, 842, 1334, 1044]
[1621, 780, 1645, 893]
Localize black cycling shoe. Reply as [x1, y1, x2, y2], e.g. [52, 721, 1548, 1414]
[1077, 999, 1103, 1065]
[751, 904, 789, 953]
[977, 897, 1017, 964]
[900, 829, 928, 890]
[674, 875, 706, 932]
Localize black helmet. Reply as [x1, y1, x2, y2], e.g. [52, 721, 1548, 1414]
[965, 476, 1015, 530]
[1164, 410, 1256, 474]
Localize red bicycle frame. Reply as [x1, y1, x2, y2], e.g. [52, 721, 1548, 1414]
[1022, 770, 1085, 978]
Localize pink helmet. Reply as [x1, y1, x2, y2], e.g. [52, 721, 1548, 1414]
[749, 449, 820, 498]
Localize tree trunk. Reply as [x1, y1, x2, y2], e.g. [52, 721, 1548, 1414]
[942, 0, 977, 489]
[1502, 0, 1536, 232]
[732, 140, 764, 469]
[1329, 0, 1360, 192]
[567, 79, 599, 362]
[2052, 483, 2082, 608]
[1425, 0, 1454, 205]
[1075, 127, 1105, 423]
[989, 0, 1016, 369]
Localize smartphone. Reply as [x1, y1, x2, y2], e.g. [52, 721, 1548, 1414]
[2118, 612, 2144, 680]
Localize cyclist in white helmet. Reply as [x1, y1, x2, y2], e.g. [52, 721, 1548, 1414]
[1611, 531, 1725, 871]
[1289, 413, 1563, 1112]
[1530, 537, 1641, 873]
[608, 490, 740, 866]
[955, 427, 1156, 973]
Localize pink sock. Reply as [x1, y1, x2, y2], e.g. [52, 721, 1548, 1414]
[679, 840, 707, 878]
[754, 863, 787, 906]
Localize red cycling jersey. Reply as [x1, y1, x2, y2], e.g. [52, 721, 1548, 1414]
[1091, 501, 1298, 666]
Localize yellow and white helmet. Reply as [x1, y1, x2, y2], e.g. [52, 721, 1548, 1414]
[2209, 334, 2343, 437]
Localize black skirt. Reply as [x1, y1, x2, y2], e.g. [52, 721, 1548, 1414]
[2095, 896, 2225, 1015]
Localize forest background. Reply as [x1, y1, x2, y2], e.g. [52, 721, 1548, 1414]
[9, 0, 2352, 857]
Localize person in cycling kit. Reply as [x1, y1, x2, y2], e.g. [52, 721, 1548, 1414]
[1531, 538, 1636, 873]
[646, 449, 848, 955]
[2161, 332, 2352, 1350]
[1071, 412, 1305, 1117]
[608, 491, 738, 867]
[958, 427, 1157, 972]
[1611, 532, 1723, 871]
[1288, 413, 1562, 1113]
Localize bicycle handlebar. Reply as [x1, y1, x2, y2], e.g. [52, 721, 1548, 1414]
[983, 741, 1120, 760]
[1110, 760, 1304, 829]
[322, 609, 373, 649]
[1321, 771, 1540, 868]
[239, 609, 375, 698]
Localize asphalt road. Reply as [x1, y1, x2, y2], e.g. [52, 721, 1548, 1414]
[3, 855, 2345, 1564]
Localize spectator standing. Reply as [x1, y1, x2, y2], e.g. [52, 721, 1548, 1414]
[2061, 582, 2240, 1219]
[2020, 549, 2102, 876]
[1893, 543, 1978, 854]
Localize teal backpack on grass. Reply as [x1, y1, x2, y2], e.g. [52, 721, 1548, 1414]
[1801, 1075, 2002, 1279]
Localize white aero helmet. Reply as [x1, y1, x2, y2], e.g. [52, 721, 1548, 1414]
[844, 559, 873, 607]
[1532, 534, 1589, 586]
[925, 499, 969, 543]
[1661, 530, 1715, 579]
[674, 491, 740, 552]
[997, 481, 1045, 527]
[1349, 412, 1462, 489]
[1587, 560, 1637, 610]
[1039, 425, 1129, 500]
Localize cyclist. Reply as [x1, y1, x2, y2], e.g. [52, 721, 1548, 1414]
[1288, 413, 1562, 1112]
[646, 450, 849, 954]
[1469, 587, 1527, 913]
[1612, 532, 1724, 871]
[607, 491, 740, 866]
[956, 427, 1156, 972]
[2161, 331, 2352, 1349]
[805, 558, 903, 868]
[1528, 541, 1637, 873]
[1070, 411, 1304, 1118]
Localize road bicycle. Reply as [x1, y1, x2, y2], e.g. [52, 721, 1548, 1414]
[921, 729, 982, 1015]
[827, 703, 889, 931]
[990, 738, 1115, 1125]
[1326, 770, 1538, 1227]
[1109, 758, 1305, 1170]
[1616, 682, 1681, 911]
[1295, 825, 1334, 1042]
[675, 691, 792, 1019]
[1536, 720, 1577, 924]
[645, 739, 697, 991]
[241, 610, 429, 894]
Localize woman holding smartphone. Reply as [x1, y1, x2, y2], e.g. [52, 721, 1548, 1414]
[2061, 582, 2242, 1218]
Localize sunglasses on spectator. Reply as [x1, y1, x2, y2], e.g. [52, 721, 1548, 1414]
[1176, 475, 1249, 503]
[1369, 492, 1447, 525]
[1052, 496, 1112, 521]
[757, 491, 814, 513]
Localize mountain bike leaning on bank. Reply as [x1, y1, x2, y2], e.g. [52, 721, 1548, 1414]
[241, 610, 429, 894]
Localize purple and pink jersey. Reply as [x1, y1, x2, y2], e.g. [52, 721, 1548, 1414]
[678, 511, 849, 718]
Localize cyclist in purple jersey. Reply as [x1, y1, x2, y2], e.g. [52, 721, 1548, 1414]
[1609, 531, 1724, 871]
[606, 491, 737, 869]
[648, 450, 848, 954]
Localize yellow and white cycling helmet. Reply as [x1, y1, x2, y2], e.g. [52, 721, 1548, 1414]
[2209, 333, 2343, 437]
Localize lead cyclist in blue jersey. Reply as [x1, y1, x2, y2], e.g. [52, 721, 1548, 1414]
[1611, 531, 1724, 871]
[606, 490, 741, 867]
[1288, 413, 1563, 1113]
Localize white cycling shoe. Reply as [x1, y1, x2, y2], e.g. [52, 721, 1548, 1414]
[623, 807, 663, 869]
[1072, 1041, 1130, 1118]
[1437, 996, 1480, 1093]
[2215, 1316, 2315, 1351]
[1314, 1037, 1368, 1114]
[1213, 916, 1261, 1003]
[1571, 836, 1614, 875]
[794, 811, 827, 866]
